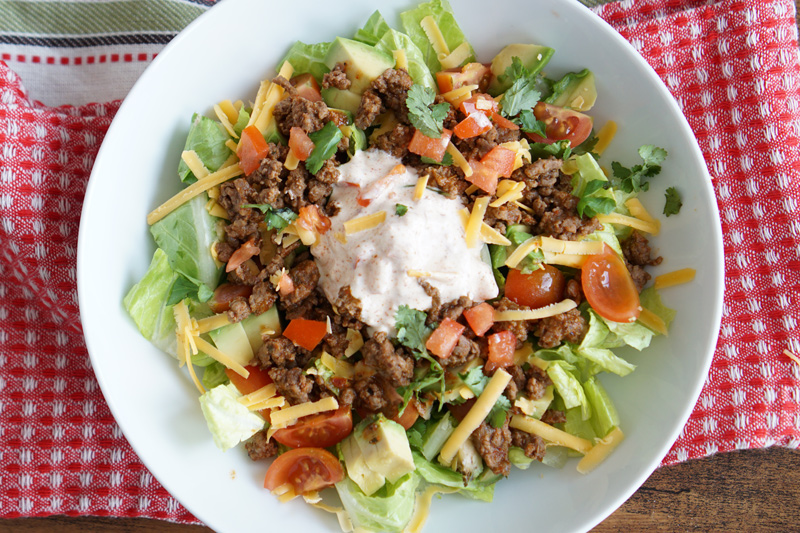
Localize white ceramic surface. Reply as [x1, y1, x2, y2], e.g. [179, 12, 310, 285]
[77, 1, 724, 531]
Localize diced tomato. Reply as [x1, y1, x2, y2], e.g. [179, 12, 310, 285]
[454, 112, 493, 139]
[505, 265, 566, 309]
[491, 112, 519, 130]
[391, 399, 419, 430]
[263, 447, 344, 494]
[226, 365, 273, 395]
[459, 93, 499, 118]
[283, 317, 327, 351]
[277, 271, 295, 297]
[435, 62, 491, 93]
[485, 331, 516, 372]
[297, 204, 331, 235]
[480, 146, 516, 178]
[466, 159, 499, 195]
[288, 127, 314, 161]
[463, 302, 495, 336]
[290, 73, 322, 102]
[408, 128, 452, 163]
[581, 244, 641, 323]
[525, 102, 593, 147]
[226, 237, 260, 273]
[425, 317, 465, 358]
[208, 283, 253, 313]
[237, 125, 269, 176]
[272, 406, 353, 448]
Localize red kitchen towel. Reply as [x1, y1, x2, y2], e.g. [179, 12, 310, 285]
[1, 0, 800, 523]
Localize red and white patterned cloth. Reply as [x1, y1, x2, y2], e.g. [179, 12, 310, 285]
[1, 0, 799, 523]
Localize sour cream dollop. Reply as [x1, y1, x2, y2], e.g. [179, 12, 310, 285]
[311, 149, 498, 333]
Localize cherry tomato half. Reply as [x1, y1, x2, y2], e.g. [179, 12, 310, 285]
[581, 244, 641, 323]
[525, 102, 593, 147]
[208, 283, 253, 314]
[391, 399, 420, 430]
[263, 447, 344, 494]
[504, 265, 566, 309]
[272, 406, 353, 448]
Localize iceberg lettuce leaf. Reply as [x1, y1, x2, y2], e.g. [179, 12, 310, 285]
[353, 10, 391, 46]
[123, 248, 178, 355]
[336, 472, 420, 533]
[639, 286, 677, 332]
[546, 361, 590, 420]
[279, 40, 332, 83]
[150, 193, 222, 296]
[198, 383, 265, 451]
[399, 0, 475, 73]
[177, 114, 232, 184]
[412, 452, 495, 502]
[375, 29, 437, 89]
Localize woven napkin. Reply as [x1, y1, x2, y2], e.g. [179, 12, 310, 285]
[1, 0, 799, 523]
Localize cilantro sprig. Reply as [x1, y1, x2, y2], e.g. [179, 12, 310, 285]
[406, 84, 450, 138]
[242, 203, 298, 230]
[610, 145, 668, 193]
[306, 121, 343, 174]
[500, 57, 542, 119]
[663, 187, 682, 216]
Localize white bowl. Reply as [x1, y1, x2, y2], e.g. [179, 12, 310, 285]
[77, 0, 724, 531]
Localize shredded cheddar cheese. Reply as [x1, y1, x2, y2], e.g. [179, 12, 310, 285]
[218, 99, 239, 124]
[465, 196, 490, 248]
[392, 49, 408, 70]
[654, 268, 696, 289]
[440, 84, 478, 106]
[181, 150, 209, 180]
[413, 174, 429, 200]
[510, 414, 593, 454]
[214, 104, 239, 139]
[593, 120, 618, 155]
[596, 212, 660, 235]
[269, 396, 339, 428]
[420, 15, 450, 58]
[195, 313, 231, 334]
[147, 164, 243, 225]
[343, 211, 386, 235]
[494, 299, 578, 322]
[439, 42, 471, 69]
[577, 427, 625, 474]
[504, 236, 540, 269]
[193, 337, 250, 378]
[638, 307, 668, 334]
[446, 141, 472, 176]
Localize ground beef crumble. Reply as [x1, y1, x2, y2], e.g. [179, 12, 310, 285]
[472, 419, 512, 476]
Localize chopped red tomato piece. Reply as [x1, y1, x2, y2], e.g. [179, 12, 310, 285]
[273, 406, 353, 448]
[505, 265, 566, 309]
[226, 237, 260, 273]
[237, 125, 269, 176]
[225, 365, 273, 395]
[454, 112, 493, 139]
[480, 146, 516, 178]
[264, 447, 344, 494]
[459, 93, 499, 118]
[582, 244, 641, 323]
[491, 112, 519, 130]
[485, 330, 516, 372]
[288, 127, 314, 160]
[208, 283, 253, 313]
[466, 159, 499, 195]
[436, 63, 490, 93]
[425, 317, 465, 358]
[408, 128, 452, 163]
[290, 73, 322, 102]
[525, 102, 593, 147]
[463, 302, 495, 336]
[277, 271, 295, 297]
[297, 204, 331, 235]
[283, 317, 327, 351]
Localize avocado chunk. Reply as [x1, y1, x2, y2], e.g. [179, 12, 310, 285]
[321, 87, 363, 115]
[324, 37, 394, 95]
[353, 416, 415, 484]
[240, 306, 281, 353]
[488, 43, 555, 95]
[208, 321, 254, 367]
[341, 435, 386, 496]
[545, 69, 597, 111]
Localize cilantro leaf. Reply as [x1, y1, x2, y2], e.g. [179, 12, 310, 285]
[577, 195, 616, 218]
[500, 57, 542, 118]
[664, 187, 682, 216]
[515, 109, 547, 137]
[242, 203, 298, 230]
[395, 204, 408, 216]
[406, 84, 449, 138]
[306, 121, 343, 174]
[420, 152, 454, 166]
[528, 139, 572, 160]
[166, 275, 212, 305]
[610, 144, 668, 193]
[395, 305, 434, 356]
[459, 368, 511, 428]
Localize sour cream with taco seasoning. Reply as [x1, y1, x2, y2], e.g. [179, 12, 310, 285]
[311, 149, 498, 333]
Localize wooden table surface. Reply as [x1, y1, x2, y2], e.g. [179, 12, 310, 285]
[3, 2, 800, 532]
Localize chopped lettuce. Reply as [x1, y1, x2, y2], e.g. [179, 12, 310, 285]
[375, 29, 437, 89]
[583, 377, 619, 438]
[198, 383, 265, 451]
[546, 361, 590, 420]
[150, 194, 222, 297]
[353, 10, 391, 46]
[177, 114, 232, 184]
[123, 248, 178, 355]
[202, 361, 230, 389]
[571, 153, 616, 218]
[412, 452, 495, 502]
[576, 346, 635, 377]
[336, 472, 420, 533]
[279, 40, 332, 83]
[233, 106, 250, 137]
[399, 0, 475, 73]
